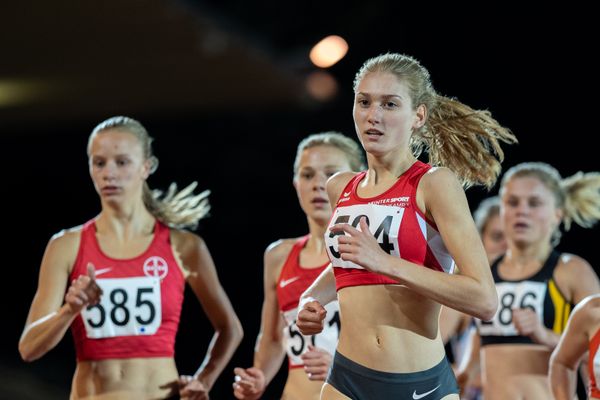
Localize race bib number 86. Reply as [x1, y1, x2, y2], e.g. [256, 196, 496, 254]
[82, 277, 162, 339]
[477, 281, 546, 336]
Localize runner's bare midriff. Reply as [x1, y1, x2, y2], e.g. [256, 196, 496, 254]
[71, 357, 179, 399]
[336, 285, 446, 372]
[281, 368, 325, 400]
[483, 343, 551, 378]
[481, 344, 553, 399]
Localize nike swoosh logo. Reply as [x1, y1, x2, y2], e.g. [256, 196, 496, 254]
[343, 191, 351, 197]
[279, 276, 300, 288]
[412, 385, 440, 399]
[95, 267, 113, 276]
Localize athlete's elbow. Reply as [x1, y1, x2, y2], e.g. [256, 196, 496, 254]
[215, 314, 244, 346]
[18, 342, 43, 362]
[548, 351, 572, 373]
[236, 325, 244, 345]
[476, 294, 498, 321]
[231, 317, 244, 346]
[20, 353, 39, 363]
[18, 346, 32, 362]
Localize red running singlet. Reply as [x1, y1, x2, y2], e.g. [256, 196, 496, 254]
[324, 161, 455, 291]
[69, 219, 185, 361]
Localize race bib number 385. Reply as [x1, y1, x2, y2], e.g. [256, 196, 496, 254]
[81, 277, 162, 339]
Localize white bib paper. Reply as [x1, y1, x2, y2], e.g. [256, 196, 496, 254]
[477, 281, 546, 336]
[81, 277, 162, 339]
[282, 301, 340, 366]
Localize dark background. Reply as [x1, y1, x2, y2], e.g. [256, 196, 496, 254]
[1, 1, 598, 399]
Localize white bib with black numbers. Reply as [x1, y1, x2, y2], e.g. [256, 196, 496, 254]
[477, 280, 546, 336]
[326, 204, 403, 270]
[81, 277, 162, 339]
[282, 301, 340, 366]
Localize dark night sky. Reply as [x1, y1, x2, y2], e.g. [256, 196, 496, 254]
[1, 2, 598, 399]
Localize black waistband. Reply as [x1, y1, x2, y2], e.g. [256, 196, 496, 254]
[480, 335, 534, 346]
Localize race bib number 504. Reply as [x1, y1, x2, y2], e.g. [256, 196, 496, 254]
[327, 204, 402, 269]
[81, 277, 162, 339]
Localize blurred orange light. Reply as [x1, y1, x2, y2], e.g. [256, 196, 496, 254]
[309, 35, 348, 68]
[305, 70, 338, 102]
